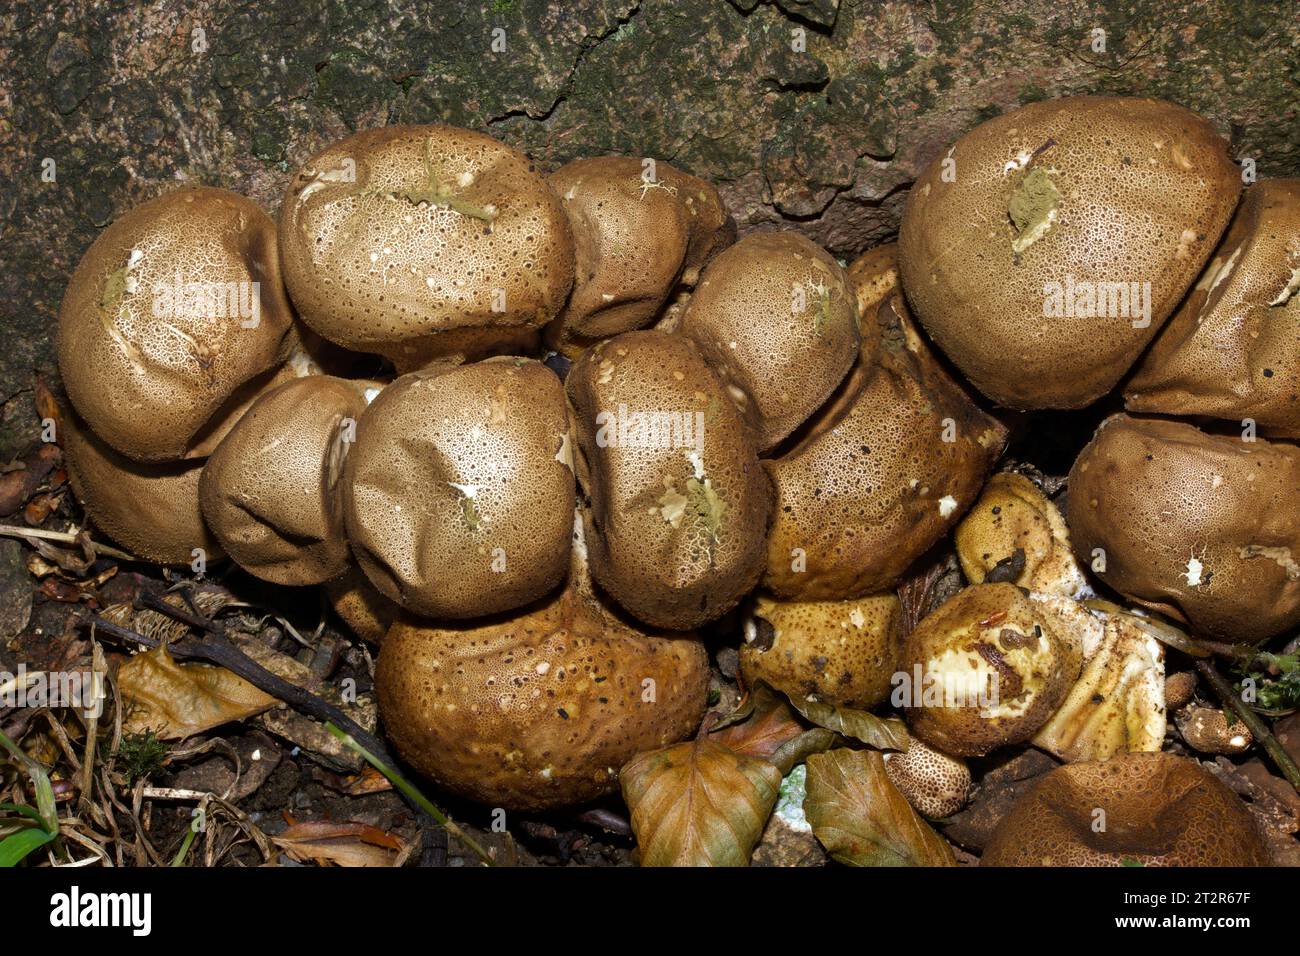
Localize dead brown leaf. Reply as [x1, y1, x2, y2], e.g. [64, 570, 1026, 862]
[804, 748, 955, 867]
[273, 818, 406, 867]
[622, 739, 782, 867]
[117, 643, 277, 740]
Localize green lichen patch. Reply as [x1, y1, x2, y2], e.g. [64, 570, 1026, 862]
[1008, 166, 1061, 253]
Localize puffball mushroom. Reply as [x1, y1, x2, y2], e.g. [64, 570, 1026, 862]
[545, 156, 732, 355]
[61, 406, 221, 565]
[677, 231, 864, 453]
[763, 276, 1006, 600]
[1030, 602, 1166, 763]
[375, 556, 709, 810]
[343, 357, 575, 619]
[1126, 178, 1300, 437]
[199, 376, 368, 586]
[58, 186, 296, 462]
[898, 96, 1240, 409]
[901, 583, 1082, 758]
[955, 472, 1088, 597]
[566, 330, 773, 630]
[1176, 704, 1253, 755]
[323, 567, 399, 645]
[739, 593, 902, 709]
[279, 124, 575, 370]
[981, 751, 1271, 866]
[1067, 413, 1300, 642]
[883, 738, 971, 819]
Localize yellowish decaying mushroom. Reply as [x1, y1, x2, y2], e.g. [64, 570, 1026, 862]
[738, 593, 902, 710]
[955, 472, 1088, 597]
[1030, 602, 1166, 763]
[900, 583, 1082, 758]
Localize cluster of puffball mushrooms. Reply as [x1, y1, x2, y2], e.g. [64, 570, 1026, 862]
[55, 95, 1298, 866]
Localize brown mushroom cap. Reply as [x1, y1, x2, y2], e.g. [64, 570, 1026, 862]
[1067, 413, 1300, 642]
[981, 751, 1271, 866]
[763, 286, 1006, 600]
[898, 96, 1240, 409]
[61, 406, 222, 565]
[278, 125, 574, 369]
[566, 330, 773, 630]
[375, 560, 709, 810]
[1127, 178, 1300, 437]
[546, 156, 732, 353]
[678, 231, 864, 453]
[324, 566, 400, 645]
[199, 376, 368, 586]
[901, 583, 1082, 757]
[342, 357, 575, 619]
[883, 738, 971, 819]
[58, 186, 295, 462]
[955, 472, 1087, 597]
[739, 593, 902, 710]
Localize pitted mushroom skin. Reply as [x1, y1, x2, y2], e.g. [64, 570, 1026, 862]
[62, 406, 222, 565]
[1067, 413, 1300, 642]
[678, 231, 863, 453]
[566, 330, 772, 630]
[200, 376, 368, 586]
[981, 752, 1271, 866]
[58, 186, 295, 462]
[376, 575, 709, 810]
[342, 357, 575, 619]
[899, 96, 1240, 409]
[546, 156, 732, 353]
[279, 125, 574, 369]
[1127, 178, 1300, 437]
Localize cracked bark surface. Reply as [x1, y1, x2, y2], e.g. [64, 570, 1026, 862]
[1, 0, 1295, 460]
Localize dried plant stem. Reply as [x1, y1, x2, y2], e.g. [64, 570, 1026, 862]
[1195, 658, 1300, 793]
[0, 523, 136, 561]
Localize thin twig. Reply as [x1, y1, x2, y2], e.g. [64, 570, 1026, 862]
[1195, 658, 1300, 793]
[82, 595, 455, 850]
[0, 523, 136, 561]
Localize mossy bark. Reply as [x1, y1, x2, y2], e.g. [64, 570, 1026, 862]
[1, 0, 1294, 458]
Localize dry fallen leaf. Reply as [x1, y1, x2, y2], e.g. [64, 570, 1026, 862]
[273, 819, 406, 868]
[784, 691, 909, 752]
[804, 748, 955, 867]
[117, 643, 277, 740]
[711, 682, 837, 774]
[622, 739, 782, 867]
